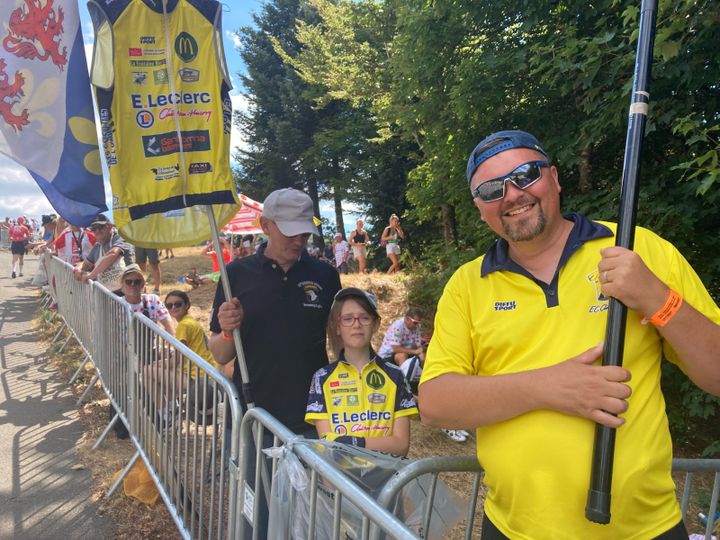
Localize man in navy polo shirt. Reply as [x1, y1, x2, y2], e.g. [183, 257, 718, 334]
[209, 188, 342, 434]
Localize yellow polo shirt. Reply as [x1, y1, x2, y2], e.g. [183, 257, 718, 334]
[421, 213, 720, 539]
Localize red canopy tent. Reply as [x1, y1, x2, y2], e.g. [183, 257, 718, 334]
[222, 193, 264, 235]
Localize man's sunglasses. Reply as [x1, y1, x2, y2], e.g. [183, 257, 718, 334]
[471, 160, 549, 202]
[165, 301, 185, 309]
[124, 278, 144, 286]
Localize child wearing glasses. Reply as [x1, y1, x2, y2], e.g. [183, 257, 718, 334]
[305, 287, 418, 456]
[163, 291, 220, 411]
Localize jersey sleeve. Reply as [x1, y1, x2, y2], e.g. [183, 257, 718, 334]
[305, 369, 328, 423]
[393, 372, 418, 418]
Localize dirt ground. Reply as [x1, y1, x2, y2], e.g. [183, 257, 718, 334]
[42, 248, 716, 538]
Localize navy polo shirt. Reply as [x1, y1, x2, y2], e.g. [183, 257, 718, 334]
[210, 250, 341, 433]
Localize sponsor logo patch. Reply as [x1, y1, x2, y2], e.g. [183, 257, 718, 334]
[178, 67, 200, 82]
[367, 393, 386, 404]
[334, 425, 347, 435]
[307, 401, 323, 412]
[132, 71, 148, 85]
[142, 130, 210, 158]
[329, 381, 339, 388]
[189, 162, 212, 174]
[130, 59, 166, 67]
[347, 395, 359, 406]
[131, 92, 211, 109]
[175, 31, 198, 62]
[332, 397, 342, 407]
[140, 36, 156, 45]
[128, 47, 142, 57]
[136, 109, 154, 128]
[366, 369, 386, 390]
[338, 373, 349, 379]
[150, 164, 180, 181]
[153, 69, 169, 85]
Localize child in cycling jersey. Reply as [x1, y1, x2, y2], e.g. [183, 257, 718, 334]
[305, 287, 417, 456]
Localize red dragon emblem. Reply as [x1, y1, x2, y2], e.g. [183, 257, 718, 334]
[3, 0, 68, 71]
[0, 58, 29, 131]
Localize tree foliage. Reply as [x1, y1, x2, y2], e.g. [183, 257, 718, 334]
[232, 0, 720, 452]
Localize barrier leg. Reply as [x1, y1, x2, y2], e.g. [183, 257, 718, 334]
[68, 355, 91, 385]
[93, 411, 121, 450]
[76, 373, 99, 406]
[106, 451, 141, 498]
[51, 321, 67, 344]
[58, 333, 74, 353]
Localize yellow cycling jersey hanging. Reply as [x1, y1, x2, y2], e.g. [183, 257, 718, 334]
[88, 0, 239, 247]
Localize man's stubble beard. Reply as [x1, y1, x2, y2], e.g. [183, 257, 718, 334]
[500, 199, 546, 242]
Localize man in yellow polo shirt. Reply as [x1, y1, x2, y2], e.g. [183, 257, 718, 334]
[419, 130, 720, 539]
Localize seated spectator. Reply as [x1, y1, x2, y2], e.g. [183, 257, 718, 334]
[378, 307, 425, 369]
[146, 291, 219, 425]
[306, 287, 417, 455]
[378, 307, 469, 443]
[116, 264, 174, 438]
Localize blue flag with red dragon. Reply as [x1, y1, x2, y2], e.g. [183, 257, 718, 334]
[0, 0, 107, 227]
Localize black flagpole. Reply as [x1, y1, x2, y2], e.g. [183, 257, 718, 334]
[585, 0, 658, 524]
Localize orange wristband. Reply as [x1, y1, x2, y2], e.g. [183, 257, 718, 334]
[641, 289, 683, 327]
[221, 331, 234, 341]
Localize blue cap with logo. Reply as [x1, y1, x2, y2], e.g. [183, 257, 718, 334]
[466, 130, 548, 184]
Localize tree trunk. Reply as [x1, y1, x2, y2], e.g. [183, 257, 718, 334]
[441, 203, 457, 244]
[333, 189, 345, 239]
[306, 177, 324, 248]
[579, 145, 592, 193]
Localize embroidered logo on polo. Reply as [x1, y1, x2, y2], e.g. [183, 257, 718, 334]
[366, 369, 385, 390]
[586, 269, 609, 312]
[494, 300, 517, 311]
[299, 281, 323, 308]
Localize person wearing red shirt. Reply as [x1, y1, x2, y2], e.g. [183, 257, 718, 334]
[9, 216, 31, 278]
[53, 225, 97, 266]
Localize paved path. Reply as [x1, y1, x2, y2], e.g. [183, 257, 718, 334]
[0, 250, 115, 539]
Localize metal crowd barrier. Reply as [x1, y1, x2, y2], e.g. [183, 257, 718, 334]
[237, 408, 418, 540]
[109, 313, 243, 540]
[39, 253, 720, 540]
[40, 254, 242, 539]
[675, 458, 720, 540]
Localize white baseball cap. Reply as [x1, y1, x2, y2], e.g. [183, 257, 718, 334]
[263, 188, 318, 237]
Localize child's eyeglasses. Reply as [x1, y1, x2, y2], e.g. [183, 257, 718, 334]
[339, 314, 374, 327]
[124, 278, 144, 286]
[165, 301, 185, 309]
[471, 160, 549, 202]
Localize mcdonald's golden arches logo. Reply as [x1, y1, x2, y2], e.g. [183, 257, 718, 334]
[365, 369, 386, 390]
[174, 32, 198, 62]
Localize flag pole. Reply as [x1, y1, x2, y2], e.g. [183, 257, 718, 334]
[585, 0, 658, 524]
[205, 206, 255, 409]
